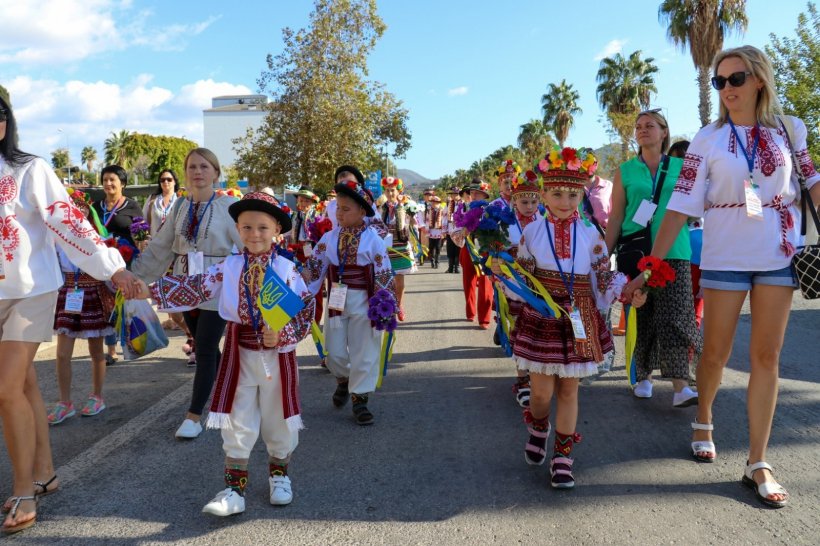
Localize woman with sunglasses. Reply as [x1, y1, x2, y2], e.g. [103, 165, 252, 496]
[625, 45, 820, 508]
[0, 85, 139, 534]
[141, 169, 194, 357]
[605, 109, 701, 407]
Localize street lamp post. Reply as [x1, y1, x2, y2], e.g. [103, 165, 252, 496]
[57, 128, 70, 185]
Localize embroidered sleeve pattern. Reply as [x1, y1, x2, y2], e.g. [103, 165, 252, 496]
[276, 265, 316, 348]
[151, 263, 222, 311]
[373, 244, 397, 302]
[589, 233, 626, 309]
[301, 236, 330, 296]
[674, 152, 702, 196]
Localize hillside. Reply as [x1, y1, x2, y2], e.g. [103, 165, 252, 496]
[397, 168, 437, 190]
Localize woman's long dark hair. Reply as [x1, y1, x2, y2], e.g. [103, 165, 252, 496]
[0, 97, 37, 167]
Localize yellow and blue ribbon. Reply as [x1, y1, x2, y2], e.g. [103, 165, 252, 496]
[310, 320, 326, 360]
[376, 331, 396, 389]
[623, 305, 638, 386]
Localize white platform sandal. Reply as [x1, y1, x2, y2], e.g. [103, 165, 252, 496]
[690, 421, 716, 463]
[743, 462, 788, 508]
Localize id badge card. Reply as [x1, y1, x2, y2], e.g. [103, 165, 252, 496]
[569, 308, 587, 340]
[65, 289, 85, 313]
[187, 251, 205, 275]
[632, 199, 658, 227]
[328, 282, 348, 312]
[303, 243, 313, 257]
[744, 181, 764, 221]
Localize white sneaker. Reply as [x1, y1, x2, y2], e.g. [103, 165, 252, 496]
[175, 419, 203, 439]
[633, 380, 653, 399]
[269, 475, 293, 505]
[202, 488, 245, 516]
[673, 386, 699, 407]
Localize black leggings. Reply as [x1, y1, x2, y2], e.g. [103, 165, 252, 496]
[183, 309, 227, 416]
[428, 238, 442, 263]
[445, 236, 460, 271]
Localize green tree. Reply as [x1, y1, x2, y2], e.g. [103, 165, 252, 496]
[121, 133, 199, 183]
[81, 146, 98, 184]
[541, 80, 582, 148]
[517, 119, 555, 166]
[596, 51, 659, 160]
[104, 130, 132, 169]
[51, 148, 69, 172]
[236, 0, 411, 193]
[767, 2, 820, 160]
[659, 0, 748, 127]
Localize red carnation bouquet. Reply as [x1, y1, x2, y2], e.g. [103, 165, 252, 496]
[637, 256, 676, 291]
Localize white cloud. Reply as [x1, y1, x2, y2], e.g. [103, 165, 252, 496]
[6, 76, 251, 166]
[0, 0, 220, 65]
[593, 39, 627, 61]
[447, 86, 469, 97]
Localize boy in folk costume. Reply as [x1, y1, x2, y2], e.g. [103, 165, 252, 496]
[425, 195, 445, 268]
[444, 186, 462, 273]
[503, 170, 543, 407]
[134, 192, 315, 516]
[491, 148, 639, 489]
[378, 176, 415, 321]
[302, 177, 398, 425]
[459, 180, 494, 328]
[289, 186, 323, 322]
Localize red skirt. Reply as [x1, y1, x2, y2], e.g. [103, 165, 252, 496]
[54, 273, 116, 338]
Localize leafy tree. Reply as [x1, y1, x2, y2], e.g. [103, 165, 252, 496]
[517, 119, 555, 166]
[235, 0, 411, 194]
[541, 80, 582, 148]
[104, 130, 132, 169]
[121, 133, 199, 183]
[767, 2, 820, 160]
[659, 0, 748, 127]
[81, 146, 98, 184]
[51, 148, 69, 172]
[596, 51, 659, 161]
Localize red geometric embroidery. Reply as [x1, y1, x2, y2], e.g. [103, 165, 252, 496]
[796, 149, 818, 179]
[0, 175, 17, 204]
[674, 152, 702, 195]
[1, 215, 20, 262]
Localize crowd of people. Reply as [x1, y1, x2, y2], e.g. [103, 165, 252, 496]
[0, 44, 819, 534]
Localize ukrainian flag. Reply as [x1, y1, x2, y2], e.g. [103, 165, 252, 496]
[257, 266, 305, 331]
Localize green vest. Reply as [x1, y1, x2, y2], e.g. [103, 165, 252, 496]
[619, 156, 691, 261]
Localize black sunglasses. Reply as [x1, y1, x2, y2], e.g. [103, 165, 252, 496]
[160, 177, 174, 182]
[711, 71, 752, 90]
[0, 108, 7, 122]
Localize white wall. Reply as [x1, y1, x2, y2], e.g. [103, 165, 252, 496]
[203, 110, 265, 171]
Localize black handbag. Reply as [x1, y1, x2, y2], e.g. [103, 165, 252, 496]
[780, 117, 820, 299]
[615, 156, 671, 279]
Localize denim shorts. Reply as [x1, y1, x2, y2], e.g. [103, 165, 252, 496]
[699, 266, 797, 291]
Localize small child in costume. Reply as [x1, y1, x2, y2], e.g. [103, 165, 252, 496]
[302, 173, 398, 426]
[424, 195, 445, 268]
[502, 169, 543, 408]
[492, 148, 642, 489]
[134, 192, 315, 516]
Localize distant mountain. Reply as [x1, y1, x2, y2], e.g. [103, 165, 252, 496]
[397, 168, 437, 189]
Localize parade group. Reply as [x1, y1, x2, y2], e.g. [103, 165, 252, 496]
[2, 44, 820, 534]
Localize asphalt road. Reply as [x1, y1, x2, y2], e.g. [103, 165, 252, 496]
[1, 266, 819, 545]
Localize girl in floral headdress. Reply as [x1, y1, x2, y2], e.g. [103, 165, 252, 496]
[378, 176, 416, 321]
[491, 147, 637, 489]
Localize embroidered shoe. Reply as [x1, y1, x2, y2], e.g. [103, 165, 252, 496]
[80, 394, 106, 416]
[202, 488, 245, 516]
[47, 402, 76, 425]
[269, 475, 293, 506]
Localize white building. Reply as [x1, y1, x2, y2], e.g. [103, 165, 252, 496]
[203, 94, 268, 170]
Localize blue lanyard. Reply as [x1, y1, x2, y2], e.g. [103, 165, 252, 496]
[640, 154, 666, 194]
[101, 197, 125, 227]
[188, 193, 216, 244]
[242, 253, 264, 333]
[728, 117, 760, 185]
[73, 266, 81, 290]
[545, 217, 577, 306]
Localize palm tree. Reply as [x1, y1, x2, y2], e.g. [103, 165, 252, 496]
[518, 119, 550, 165]
[596, 51, 659, 158]
[81, 146, 98, 183]
[541, 80, 582, 148]
[659, 0, 748, 127]
[104, 130, 132, 169]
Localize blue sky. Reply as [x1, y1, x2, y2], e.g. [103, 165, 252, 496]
[0, 0, 811, 180]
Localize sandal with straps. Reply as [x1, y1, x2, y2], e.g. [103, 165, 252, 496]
[691, 421, 716, 463]
[743, 461, 788, 509]
[550, 456, 576, 489]
[524, 422, 551, 466]
[2, 495, 36, 535]
[2, 475, 57, 514]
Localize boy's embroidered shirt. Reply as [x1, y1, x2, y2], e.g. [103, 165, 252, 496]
[506, 212, 540, 251]
[302, 224, 397, 301]
[509, 215, 626, 311]
[151, 250, 314, 352]
[0, 157, 125, 298]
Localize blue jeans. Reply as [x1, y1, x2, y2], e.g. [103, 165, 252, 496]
[699, 266, 797, 291]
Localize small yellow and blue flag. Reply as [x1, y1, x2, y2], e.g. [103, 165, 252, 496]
[257, 266, 305, 331]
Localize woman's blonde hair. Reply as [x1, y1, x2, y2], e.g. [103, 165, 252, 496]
[635, 110, 670, 155]
[184, 147, 221, 180]
[713, 45, 782, 128]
